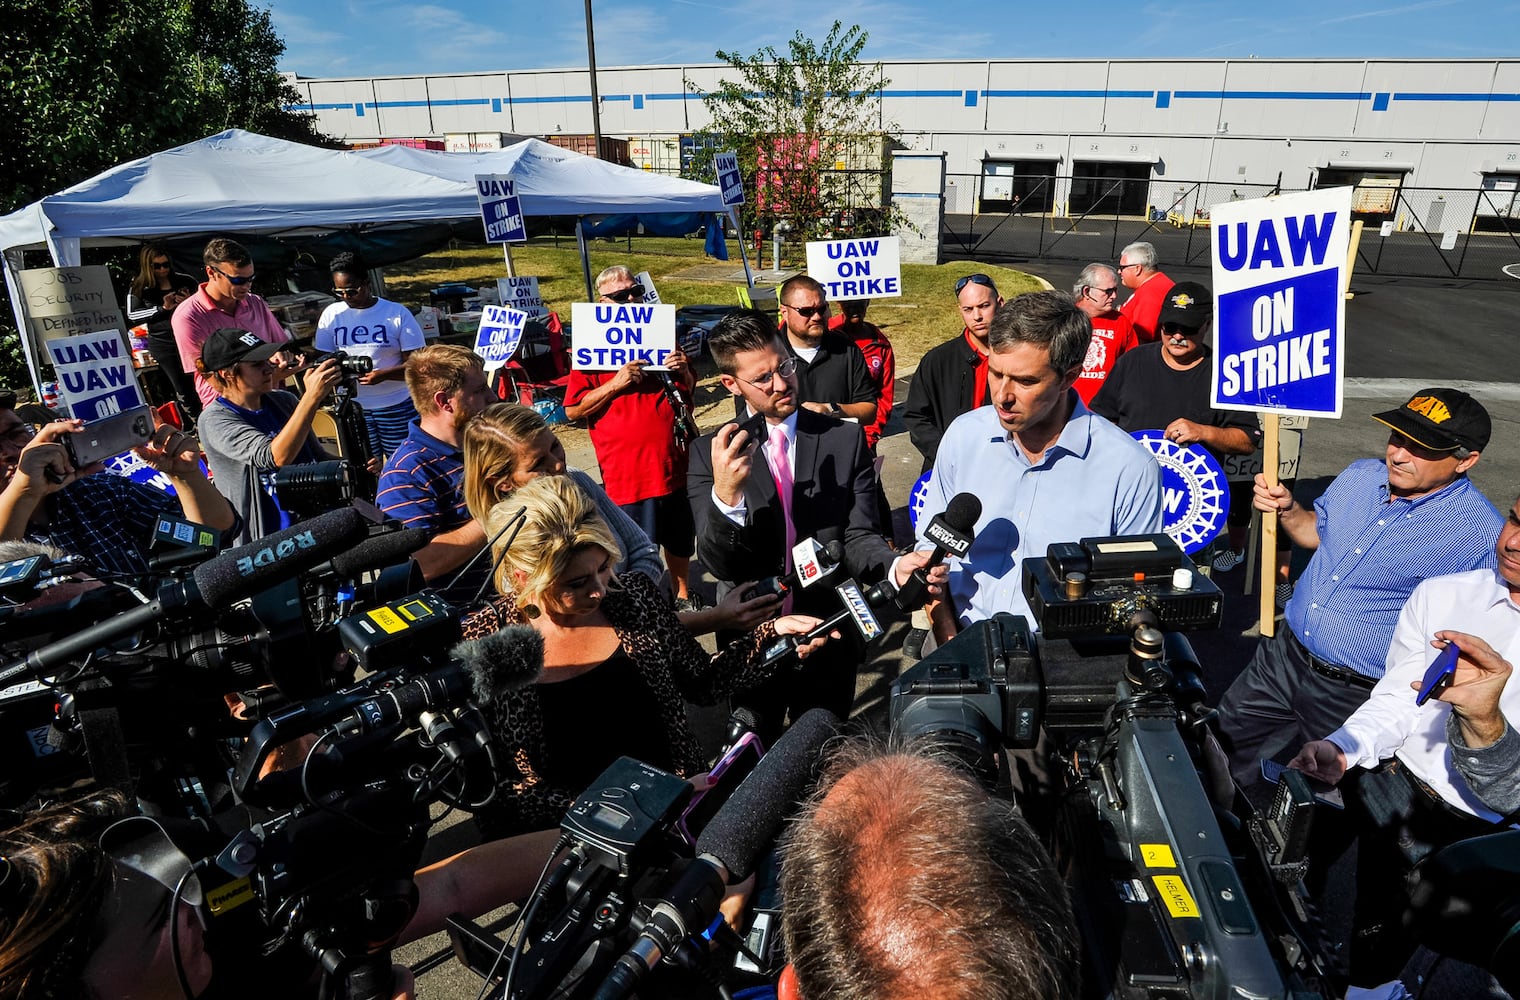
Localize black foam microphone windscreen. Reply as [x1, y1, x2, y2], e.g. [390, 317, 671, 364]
[193, 507, 368, 607]
[696, 707, 839, 881]
[449, 624, 546, 705]
[328, 527, 430, 578]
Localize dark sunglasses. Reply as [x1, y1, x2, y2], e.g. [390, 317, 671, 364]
[604, 283, 645, 303]
[332, 286, 367, 298]
[954, 273, 996, 294]
[784, 303, 828, 318]
[151, 261, 172, 270]
[212, 266, 256, 286]
[1160, 322, 1199, 336]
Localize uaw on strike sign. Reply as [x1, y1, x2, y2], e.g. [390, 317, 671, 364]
[1211, 187, 1352, 418]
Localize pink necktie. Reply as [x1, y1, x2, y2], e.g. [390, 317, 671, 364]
[768, 425, 796, 613]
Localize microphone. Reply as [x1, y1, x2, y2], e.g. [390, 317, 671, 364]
[755, 575, 895, 672]
[746, 539, 844, 600]
[325, 526, 431, 579]
[0, 508, 370, 685]
[593, 708, 839, 1000]
[895, 491, 981, 610]
[233, 624, 545, 803]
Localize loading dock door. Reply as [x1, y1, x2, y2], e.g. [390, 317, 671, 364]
[1069, 161, 1151, 216]
[980, 158, 1059, 213]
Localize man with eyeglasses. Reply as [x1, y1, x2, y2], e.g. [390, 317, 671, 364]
[688, 311, 934, 736]
[565, 265, 702, 610]
[0, 397, 238, 579]
[1070, 263, 1139, 404]
[1115, 241, 1174, 343]
[902, 272, 1004, 475]
[314, 252, 426, 460]
[172, 238, 292, 411]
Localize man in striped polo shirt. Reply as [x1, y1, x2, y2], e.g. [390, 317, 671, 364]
[376, 344, 495, 604]
[1216, 387, 1504, 790]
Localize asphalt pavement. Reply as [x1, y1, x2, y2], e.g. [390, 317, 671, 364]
[401, 257, 1520, 997]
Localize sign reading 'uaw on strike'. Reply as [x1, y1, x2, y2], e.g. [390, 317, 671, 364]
[570, 302, 676, 370]
[805, 236, 902, 300]
[1210, 187, 1352, 418]
[475, 174, 526, 244]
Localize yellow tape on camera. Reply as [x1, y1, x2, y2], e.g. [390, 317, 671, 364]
[206, 876, 254, 915]
[1151, 874, 1199, 919]
[366, 606, 408, 634]
[1140, 843, 1177, 869]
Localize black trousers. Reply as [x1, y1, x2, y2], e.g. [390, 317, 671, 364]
[1214, 626, 1374, 788]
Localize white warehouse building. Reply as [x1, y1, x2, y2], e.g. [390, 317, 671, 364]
[290, 57, 1520, 218]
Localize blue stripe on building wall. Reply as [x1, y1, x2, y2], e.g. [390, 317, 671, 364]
[354, 103, 365, 116]
[982, 89, 1153, 99]
[1174, 90, 1370, 100]
[1156, 91, 1171, 108]
[633, 94, 644, 109]
[491, 97, 502, 113]
[1372, 92, 1390, 111]
[1394, 92, 1520, 102]
[964, 90, 977, 107]
[644, 93, 686, 101]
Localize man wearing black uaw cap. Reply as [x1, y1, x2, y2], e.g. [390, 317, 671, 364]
[1216, 386, 1505, 792]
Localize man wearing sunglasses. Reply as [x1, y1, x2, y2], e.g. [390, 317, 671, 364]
[1115, 242, 1174, 343]
[172, 238, 292, 411]
[759, 275, 876, 426]
[902, 272, 1004, 475]
[565, 265, 702, 610]
[1070, 263, 1139, 404]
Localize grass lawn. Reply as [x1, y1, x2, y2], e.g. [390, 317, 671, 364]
[383, 235, 1046, 374]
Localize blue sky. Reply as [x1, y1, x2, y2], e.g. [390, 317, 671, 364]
[269, 0, 1512, 79]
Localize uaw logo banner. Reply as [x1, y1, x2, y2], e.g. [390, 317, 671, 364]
[1131, 431, 1229, 554]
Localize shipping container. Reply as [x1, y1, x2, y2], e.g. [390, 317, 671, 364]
[445, 132, 507, 153]
[381, 137, 446, 150]
[545, 134, 631, 165]
[628, 134, 684, 174]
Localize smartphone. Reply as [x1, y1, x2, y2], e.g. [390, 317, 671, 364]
[1261, 758, 1344, 809]
[1416, 640, 1462, 706]
[63, 405, 155, 468]
[677, 731, 764, 845]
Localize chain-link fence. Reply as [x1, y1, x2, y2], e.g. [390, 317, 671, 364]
[941, 173, 1520, 281]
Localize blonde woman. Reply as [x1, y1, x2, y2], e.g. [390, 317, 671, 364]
[459, 474, 832, 837]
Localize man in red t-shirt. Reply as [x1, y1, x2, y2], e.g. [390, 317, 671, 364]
[826, 300, 895, 451]
[1116, 241, 1174, 343]
[564, 265, 701, 608]
[1071, 263, 1139, 405]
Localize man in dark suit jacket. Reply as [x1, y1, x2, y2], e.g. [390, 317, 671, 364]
[689, 311, 934, 735]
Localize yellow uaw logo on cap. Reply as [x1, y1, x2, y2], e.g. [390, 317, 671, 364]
[1170, 293, 1195, 308]
[1406, 395, 1452, 424]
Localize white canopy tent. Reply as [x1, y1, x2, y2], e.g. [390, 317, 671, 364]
[1, 129, 729, 392]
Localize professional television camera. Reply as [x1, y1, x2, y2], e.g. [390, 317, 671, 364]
[0, 508, 436, 809]
[305, 347, 378, 501]
[447, 709, 841, 1000]
[890, 533, 1340, 1000]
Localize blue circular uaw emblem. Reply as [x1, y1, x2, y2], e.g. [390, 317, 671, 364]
[1131, 431, 1229, 554]
[907, 471, 933, 530]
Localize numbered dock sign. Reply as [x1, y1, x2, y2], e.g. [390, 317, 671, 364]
[1210, 187, 1352, 418]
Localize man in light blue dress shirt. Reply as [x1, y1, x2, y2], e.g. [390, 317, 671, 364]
[914, 291, 1164, 642]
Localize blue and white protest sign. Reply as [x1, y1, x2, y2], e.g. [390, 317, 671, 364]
[634, 271, 662, 304]
[44, 330, 144, 420]
[805, 236, 902, 300]
[714, 151, 744, 206]
[570, 302, 676, 371]
[496, 276, 546, 318]
[1210, 187, 1352, 418]
[475, 174, 527, 244]
[473, 305, 530, 367]
[1131, 432, 1229, 554]
[907, 471, 933, 531]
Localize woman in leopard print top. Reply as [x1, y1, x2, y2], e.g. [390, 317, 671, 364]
[462, 475, 833, 837]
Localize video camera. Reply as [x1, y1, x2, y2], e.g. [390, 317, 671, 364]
[311, 348, 376, 380]
[889, 533, 1338, 1000]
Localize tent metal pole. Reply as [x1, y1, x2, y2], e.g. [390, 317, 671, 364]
[3, 249, 46, 396]
[575, 217, 594, 300]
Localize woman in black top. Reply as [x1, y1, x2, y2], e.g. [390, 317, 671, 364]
[125, 242, 201, 417]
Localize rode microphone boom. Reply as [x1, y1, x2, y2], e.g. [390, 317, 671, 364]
[593, 708, 840, 1000]
[895, 492, 981, 610]
[0, 508, 368, 684]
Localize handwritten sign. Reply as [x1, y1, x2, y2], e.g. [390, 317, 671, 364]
[44, 330, 145, 420]
[473, 305, 530, 367]
[1211, 187, 1351, 418]
[475, 174, 526, 244]
[714, 150, 744, 206]
[570, 302, 676, 371]
[805, 236, 902, 300]
[17, 265, 126, 353]
[496, 276, 547, 318]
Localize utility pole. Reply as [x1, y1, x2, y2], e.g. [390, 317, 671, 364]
[584, 0, 603, 158]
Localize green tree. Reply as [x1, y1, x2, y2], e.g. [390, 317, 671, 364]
[686, 22, 895, 248]
[0, 0, 335, 392]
